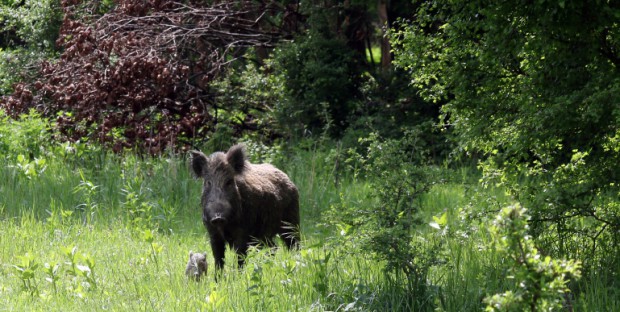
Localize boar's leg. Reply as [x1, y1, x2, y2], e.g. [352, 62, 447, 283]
[233, 240, 249, 268]
[210, 236, 226, 271]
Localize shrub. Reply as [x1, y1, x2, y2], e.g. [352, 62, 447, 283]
[391, 0, 620, 275]
[0, 108, 52, 159]
[485, 204, 581, 312]
[328, 131, 445, 309]
[0, 0, 62, 94]
[271, 24, 363, 137]
[208, 60, 287, 149]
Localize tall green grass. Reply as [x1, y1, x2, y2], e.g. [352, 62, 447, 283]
[1, 145, 618, 311]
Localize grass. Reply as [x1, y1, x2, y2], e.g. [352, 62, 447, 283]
[0, 216, 385, 310]
[1, 145, 618, 311]
[0, 147, 384, 311]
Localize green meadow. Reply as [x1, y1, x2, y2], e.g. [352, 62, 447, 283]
[1, 143, 617, 311]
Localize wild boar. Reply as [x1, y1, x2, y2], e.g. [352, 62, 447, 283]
[190, 144, 299, 273]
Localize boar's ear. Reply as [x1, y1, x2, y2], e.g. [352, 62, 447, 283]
[190, 151, 208, 178]
[226, 144, 247, 174]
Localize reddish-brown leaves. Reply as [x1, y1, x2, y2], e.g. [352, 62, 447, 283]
[1, 0, 288, 154]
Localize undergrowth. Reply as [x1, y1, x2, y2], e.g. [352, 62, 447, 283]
[0, 112, 617, 310]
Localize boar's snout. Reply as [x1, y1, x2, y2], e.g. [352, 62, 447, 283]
[203, 201, 231, 228]
[210, 213, 227, 226]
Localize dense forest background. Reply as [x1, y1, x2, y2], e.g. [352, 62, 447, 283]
[0, 0, 619, 310]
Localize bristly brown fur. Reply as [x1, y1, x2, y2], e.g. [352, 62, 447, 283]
[185, 251, 208, 281]
[189, 144, 300, 277]
[226, 144, 247, 174]
[190, 150, 208, 178]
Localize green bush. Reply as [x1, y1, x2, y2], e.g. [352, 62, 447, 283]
[0, 108, 52, 159]
[0, 0, 62, 93]
[207, 60, 286, 150]
[485, 204, 581, 311]
[271, 25, 363, 137]
[328, 131, 445, 310]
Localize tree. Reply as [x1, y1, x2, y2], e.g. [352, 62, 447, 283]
[392, 0, 620, 272]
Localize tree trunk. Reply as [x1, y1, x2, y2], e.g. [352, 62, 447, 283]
[378, 0, 391, 69]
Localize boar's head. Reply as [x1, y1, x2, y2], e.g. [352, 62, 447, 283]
[190, 145, 247, 229]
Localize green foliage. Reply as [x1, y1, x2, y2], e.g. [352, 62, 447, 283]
[328, 131, 445, 309]
[1, 109, 55, 183]
[1, 142, 619, 310]
[485, 205, 581, 311]
[43, 260, 60, 294]
[208, 60, 286, 149]
[392, 0, 620, 272]
[73, 170, 99, 224]
[240, 138, 285, 165]
[0, 108, 52, 159]
[142, 229, 164, 269]
[0, 0, 62, 93]
[0, 0, 61, 49]
[340, 70, 449, 158]
[62, 245, 97, 293]
[11, 246, 97, 298]
[118, 158, 179, 233]
[12, 252, 39, 295]
[13, 153, 47, 179]
[121, 177, 156, 231]
[0, 100, 612, 311]
[271, 27, 363, 136]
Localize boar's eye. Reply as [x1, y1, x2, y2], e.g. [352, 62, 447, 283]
[205, 181, 212, 189]
[225, 179, 234, 188]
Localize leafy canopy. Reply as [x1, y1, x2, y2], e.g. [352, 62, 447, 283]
[392, 0, 620, 268]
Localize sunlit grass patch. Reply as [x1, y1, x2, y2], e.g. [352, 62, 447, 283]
[0, 145, 617, 311]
